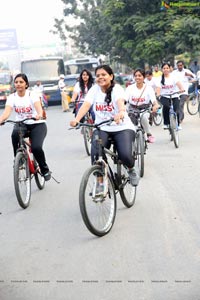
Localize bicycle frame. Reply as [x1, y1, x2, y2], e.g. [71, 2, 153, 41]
[15, 122, 36, 175]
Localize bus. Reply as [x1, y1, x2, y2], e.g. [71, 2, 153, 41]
[64, 57, 101, 76]
[21, 56, 65, 105]
[0, 70, 13, 107]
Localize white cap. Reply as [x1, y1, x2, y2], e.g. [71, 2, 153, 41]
[60, 74, 65, 79]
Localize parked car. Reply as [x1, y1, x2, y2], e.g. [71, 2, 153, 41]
[114, 74, 133, 88]
[0, 71, 13, 107]
[115, 74, 125, 86]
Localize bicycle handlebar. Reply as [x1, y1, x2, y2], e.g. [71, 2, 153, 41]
[69, 118, 115, 130]
[161, 91, 183, 97]
[1, 117, 36, 126]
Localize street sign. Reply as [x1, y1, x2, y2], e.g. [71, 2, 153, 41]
[0, 29, 18, 51]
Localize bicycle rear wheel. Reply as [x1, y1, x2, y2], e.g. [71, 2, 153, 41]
[79, 165, 116, 237]
[169, 114, 179, 148]
[117, 163, 136, 208]
[187, 93, 198, 115]
[83, 126, 93, 156]
[135, 130, 145, 177]
[14, 151, 31, 209]
[34, 158, 45, 190]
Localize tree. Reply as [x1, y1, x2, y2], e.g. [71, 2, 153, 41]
[52, 0, 200, 67]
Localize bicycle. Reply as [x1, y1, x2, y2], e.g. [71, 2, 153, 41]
[72, 119, 137, 237]
[72, 100, 94, 156]
[82, 112, 94, 156]
[2, 118, 45, 209]
[186, 80, 200, 116]
[162, 92, 180, 148]
[128, 106, 149, 178]
[152, 105, 163, 126]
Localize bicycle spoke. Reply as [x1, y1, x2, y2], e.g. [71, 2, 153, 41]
[79, 165, 116, 236]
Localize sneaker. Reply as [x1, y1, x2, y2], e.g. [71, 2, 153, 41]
[128, 168, 140, 186]
[178, 125, 182, 130]
[43, 171, 51, 181]
[157, 108, 162, 114]
[147, 135, 155, 143]
[163, 124, 169, 129]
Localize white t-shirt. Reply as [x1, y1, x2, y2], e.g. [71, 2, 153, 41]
[58, 79, 65, 91]
[157, 74, 179, 98]
[6, 90, 45, 125]
[84, 84, 135, 132]
[125, 83, 156, 106]
[74, 82, 88, 104]
[172, 68, 195, 95]
[144, 77, 158, 91]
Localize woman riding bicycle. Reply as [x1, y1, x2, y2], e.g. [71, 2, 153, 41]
[125, 68, 159, 143]
[71, 69, 95, 122]
[157, 63, 185, 130]
[70, 64, 139, 187]
[0, 73, 51, 181]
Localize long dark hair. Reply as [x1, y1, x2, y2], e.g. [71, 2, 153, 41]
[161, 62, 170, 85]
[95, 64, 115, 105]
[79, 69, 94, 94]
[14, 73, 29, 89]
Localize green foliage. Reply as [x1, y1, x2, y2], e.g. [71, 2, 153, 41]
[53, 0, 200, 67]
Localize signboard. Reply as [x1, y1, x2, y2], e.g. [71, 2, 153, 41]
[0, 29, 18, 51]
[161, 0, 200, 10]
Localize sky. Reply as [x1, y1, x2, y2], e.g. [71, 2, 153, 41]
[0, 0, 65, 46]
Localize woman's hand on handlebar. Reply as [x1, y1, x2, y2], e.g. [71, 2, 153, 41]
[152, 103, 159, 113]
[70, 119, 79, 127]
[35, 115, 43, 121]
[114, 110, 125, 124]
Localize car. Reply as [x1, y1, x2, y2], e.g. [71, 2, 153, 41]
[115, 74, 125, 86]
[0, 70, 13, 107]
[114, 74, 133, 88]
[64, 74, 79, 106]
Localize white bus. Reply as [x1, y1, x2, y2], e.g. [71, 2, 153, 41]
[21, 56, 65, 105]
[64, 57, 101, 76]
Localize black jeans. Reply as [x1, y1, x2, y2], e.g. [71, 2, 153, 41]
[160, 97, 180, 125]
[91, 129, 135, 168]
[11, 122, 49, 175]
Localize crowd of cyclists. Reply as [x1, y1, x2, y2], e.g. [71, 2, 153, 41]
[0, 59, 200, 193]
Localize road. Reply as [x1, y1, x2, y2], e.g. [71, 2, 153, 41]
[0, 106, 200, 300]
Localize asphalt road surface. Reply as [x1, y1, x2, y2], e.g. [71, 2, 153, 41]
[0, 106, 200, 300]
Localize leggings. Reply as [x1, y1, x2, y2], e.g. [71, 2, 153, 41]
[160, 97, 180, 125]
[11, 122, 49, 175]
[91, 129, 135, 168]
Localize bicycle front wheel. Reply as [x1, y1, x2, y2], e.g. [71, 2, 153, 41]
[14, 151, 31, 209]
[135, 131, 145, 177]
[118, 163, 136, 208]
[187, 93, 198, 115]
[153, 107, 163, 126]
[79, 165, 117, 237]
[83, 126, 92, 156]
[34, 158, 45, 190]
[169, 114, 179, 148]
